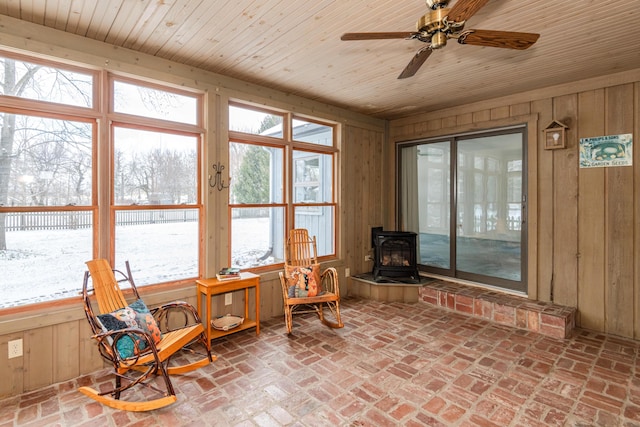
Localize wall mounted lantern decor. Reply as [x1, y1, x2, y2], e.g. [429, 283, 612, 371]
[543, 119, 569, 150]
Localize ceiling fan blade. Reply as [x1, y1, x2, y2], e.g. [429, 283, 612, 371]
[458, 29, 540, 50]
[398, 47, 433, 79]
[341, 32, 416, 41]
[447, 0, 490, 22]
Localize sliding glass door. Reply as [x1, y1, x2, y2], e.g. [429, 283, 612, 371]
[399, 128, 526, 293]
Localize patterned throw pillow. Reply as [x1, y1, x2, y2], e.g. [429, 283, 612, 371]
[285, 264, 320, 298]
[96, 299, 162, 359]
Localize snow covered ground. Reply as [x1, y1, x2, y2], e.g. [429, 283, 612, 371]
[0, 217, 270, 308]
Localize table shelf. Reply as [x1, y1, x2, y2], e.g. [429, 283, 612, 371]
[208, 318, 257, 339]
[196, 272, 260, 343]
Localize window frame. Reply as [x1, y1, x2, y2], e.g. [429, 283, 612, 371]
[107, 77, 205, 285]
[109, 74, 203, 130]
[228, 101, 338, 271]
[0, 49, 99, 114]
[397, 126, 527, 292]
[0, 51, 206, 311]
[0, 52, 99, 311]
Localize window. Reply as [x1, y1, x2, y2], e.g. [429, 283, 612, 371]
[228, 102, 337, 268]
[399, 128, 526, 293]
[0, 51, 203, 308]
[110, 78, 202, 284]
[113, 80, 198, 125]
[112, 125, 201, 284]
[293, 155, 321, 203]
[292, 118, 333, 146]
[229, 104, 283, 137]
[0, 53, 96, 308]
[0, 53, 93, 107]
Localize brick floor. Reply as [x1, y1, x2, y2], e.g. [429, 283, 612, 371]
[1, 297, 640, 426]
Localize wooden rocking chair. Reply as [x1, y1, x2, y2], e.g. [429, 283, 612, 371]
[279, 229, 344, 334]
[80, 259, 215, 411]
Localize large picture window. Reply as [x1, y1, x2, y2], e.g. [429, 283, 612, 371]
[112, 125, 201, 283]
[110, 78, 202, 284]
[228, 102, 337, 268]
[0, 51, 203, 308]
[0, 113, 94, 306]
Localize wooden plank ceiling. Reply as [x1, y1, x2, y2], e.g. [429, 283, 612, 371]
[0, 0, 638, 120]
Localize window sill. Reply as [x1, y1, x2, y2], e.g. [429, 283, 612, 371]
[0, 281, 199, 335]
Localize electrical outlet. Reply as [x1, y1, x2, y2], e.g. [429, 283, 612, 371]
[365, 255, 373, 262]
[224, 293, 232, 306]
[8, 339, 23, 359]
[345, 267, 350, 277]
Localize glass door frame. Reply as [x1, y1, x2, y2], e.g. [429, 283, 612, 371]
[397, 125, 528, 293]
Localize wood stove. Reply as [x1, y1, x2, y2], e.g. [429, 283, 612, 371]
[372, 228, 419, 282]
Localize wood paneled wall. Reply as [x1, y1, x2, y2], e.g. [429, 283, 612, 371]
[388, 70, 640, 340]
[341, 125, 386, 278]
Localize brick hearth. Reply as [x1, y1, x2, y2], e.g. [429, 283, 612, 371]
[420, 280, 576, 339]
[350, 275, 576, 339]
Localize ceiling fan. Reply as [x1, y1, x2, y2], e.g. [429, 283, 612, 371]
[341, 0, 540, 79]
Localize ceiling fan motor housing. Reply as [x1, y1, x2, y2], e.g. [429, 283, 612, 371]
[417, 8, 463, 49]
[417, 8, 448, 33]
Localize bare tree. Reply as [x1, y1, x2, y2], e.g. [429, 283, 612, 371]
[0, 60, 39, 249]
[117, 148, 195, 205]
[0, 57, 92, 249]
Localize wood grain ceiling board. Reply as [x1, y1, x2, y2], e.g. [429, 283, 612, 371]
[0, 0, 639, 119]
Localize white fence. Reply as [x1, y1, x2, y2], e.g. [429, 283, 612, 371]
[2, 210, 199, 232]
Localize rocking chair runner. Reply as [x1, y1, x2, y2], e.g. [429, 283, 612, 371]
[279, 229, 344, 334]
[80, 259, 215, 411]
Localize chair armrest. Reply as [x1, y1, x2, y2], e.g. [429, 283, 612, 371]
[93, 326, 147, 341]
[279, 272, 290, 300]
[320, 267, 340, 297]
[152, 301, 202, 333]
[93, 327, 157, 362]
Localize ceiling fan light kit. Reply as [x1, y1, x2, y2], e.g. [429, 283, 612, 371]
[425, 0, 448, 9]
[341, 0, 540, 79]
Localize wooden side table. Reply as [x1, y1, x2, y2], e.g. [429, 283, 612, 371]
[196, 272, 260, 342]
